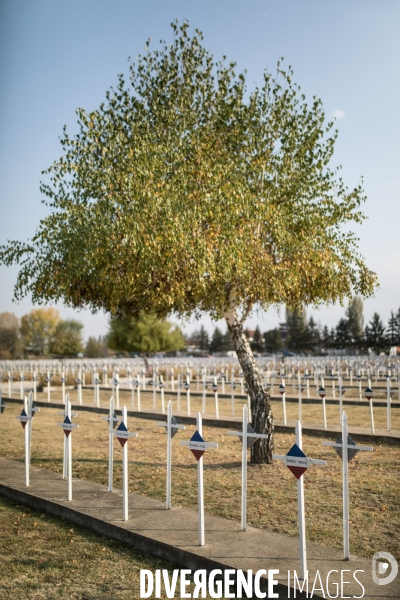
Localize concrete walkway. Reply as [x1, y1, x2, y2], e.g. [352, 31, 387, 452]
[0, 458, 398, 599]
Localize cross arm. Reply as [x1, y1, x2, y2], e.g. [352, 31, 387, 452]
[322, 441, 373, 452]
[226, 431, 269, 439]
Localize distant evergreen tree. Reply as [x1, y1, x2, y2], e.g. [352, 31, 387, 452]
[286, 306, 312, 353]
[335, 318, 352, 349]
[85, 336, 109, 358]
[365, 313, 386, 354]
[307, 316, 321, 353]
[264, 328, 283, 353]
[222, 327, 234, 351]
[321, 325, 332, 349]
[192, 325, 210, 350]
[250, 325, 264, 353]
[386, 311, 399, 347]
[346, 296, 364, 349]
[209, 327, 225, 353]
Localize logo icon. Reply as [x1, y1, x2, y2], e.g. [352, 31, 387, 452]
[372, 552, 398, 586]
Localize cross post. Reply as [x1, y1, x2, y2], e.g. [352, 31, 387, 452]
[227, 404, 269, 531]
[322, 411, 373, 559]
[157, 400, 185, 509]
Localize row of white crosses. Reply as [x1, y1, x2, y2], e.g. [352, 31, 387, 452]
[278, 376, 386, 435]
[3, 358, 398, 410]
[3, 356, 400, 385]
[10, 391, 376, 577]
[6, 367, 392, 435]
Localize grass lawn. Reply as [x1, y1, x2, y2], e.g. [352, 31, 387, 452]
[0, 494, 195, 599]
[30, 385, 400, 430]
[0, 401, 399, 566]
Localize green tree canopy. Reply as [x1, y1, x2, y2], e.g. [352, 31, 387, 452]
[0, 312, 21, 359]
[20, 308, 60, 356]
[108, 312, 184, 354]
[49, 319, 84, 356]
[0, 21, 378, 461]
[346, 295, 364, 348]
[85, 336, 109, 358]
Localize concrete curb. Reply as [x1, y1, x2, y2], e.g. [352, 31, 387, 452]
[0, 463, 317, 600]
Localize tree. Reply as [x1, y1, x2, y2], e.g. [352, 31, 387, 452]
[85, 336, 109, 358]
[222, 327, 234, 352]
[264, 328, 283, 353]
[386, 310, 399, 348]
[365, 312, 386, 355]
[307, 316, 321, 353]
[0, 22, 378, 462]
[50, 319, 84, 355]
[321, 325, 332, 349]
[0, 312, 21, 358]
[20, 308, 60, 356]
[346, 296, 364, 349]
[250, 325, 264, 353]
[192, 325, 210, 350]
[286, 306, 312, 353]
[335, 318, 352, 349]
[108, 312, 184, 354]
[209, 327, 225, 353]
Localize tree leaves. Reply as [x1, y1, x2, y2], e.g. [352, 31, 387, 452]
[0, 21, 378, 321]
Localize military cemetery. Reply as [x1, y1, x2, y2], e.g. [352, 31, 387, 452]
[1, 4, 399, 599]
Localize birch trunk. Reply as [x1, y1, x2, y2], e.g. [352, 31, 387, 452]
[224, 301, 274, 464]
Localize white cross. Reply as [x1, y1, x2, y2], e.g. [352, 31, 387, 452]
[103, 396, 119, 491]
[58, 395, 78, 480]
[57, 398, 79, 501]
[180, 413, 218, 546]
[109, 405, 138, 521]
[227, 404, 269, 531]
[157, 401, 185, 509]
[16, 393, 39, 487]
[273, 421, 326, 581]
[322, 411, 373, 559]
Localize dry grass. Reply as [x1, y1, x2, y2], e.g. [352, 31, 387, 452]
[1, 402, 399, 566]
[29, 386, 400, 430]
[0, 494, 197, 599]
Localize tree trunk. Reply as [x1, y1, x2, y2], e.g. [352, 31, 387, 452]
[224, 301, 274, 464]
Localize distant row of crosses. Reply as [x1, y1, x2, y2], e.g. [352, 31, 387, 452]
[277, 379, 379, 434]
[2, 392, 373, 580]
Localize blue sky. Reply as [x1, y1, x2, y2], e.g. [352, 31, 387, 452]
[1, 1, 399, 339]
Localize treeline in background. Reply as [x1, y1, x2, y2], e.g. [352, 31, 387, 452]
[1, 297, 400, 359]
[0, 309, 184, 359]
[189, 297, 400, 356]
